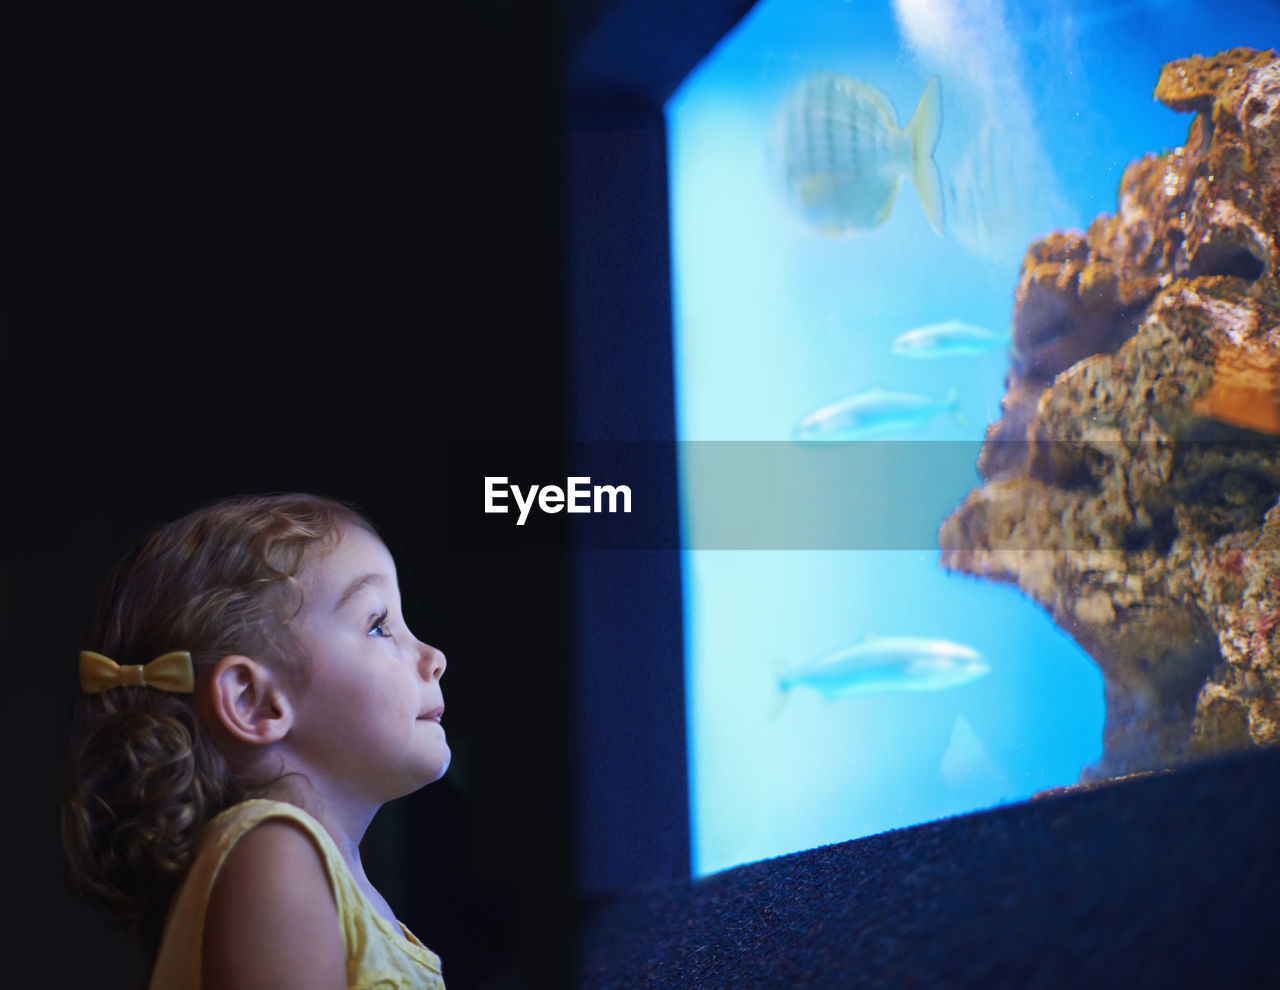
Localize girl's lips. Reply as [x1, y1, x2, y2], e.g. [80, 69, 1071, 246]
[419, 705, 445, 723]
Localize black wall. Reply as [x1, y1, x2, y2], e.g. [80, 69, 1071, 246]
[10, 3, 569, 987]
[9, 1, 761, 985]
[564, 0, 758, 903]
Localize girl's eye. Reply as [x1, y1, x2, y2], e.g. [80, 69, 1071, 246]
[369, 611, 392, 638]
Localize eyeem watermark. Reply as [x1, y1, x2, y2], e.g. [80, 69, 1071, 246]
[485, 476, 632, 526]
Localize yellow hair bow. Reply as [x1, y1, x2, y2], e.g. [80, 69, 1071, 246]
[78, 650, 195, 694]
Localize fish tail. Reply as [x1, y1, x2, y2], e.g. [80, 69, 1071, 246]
[908, 76, 945, 237]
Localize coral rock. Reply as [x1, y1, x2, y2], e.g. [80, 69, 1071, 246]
[939, 48, 1280, 779]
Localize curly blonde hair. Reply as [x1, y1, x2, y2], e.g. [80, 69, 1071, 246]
[60, 492, 374, 955]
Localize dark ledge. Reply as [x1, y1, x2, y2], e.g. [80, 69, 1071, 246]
[578, 745, 1280, 988]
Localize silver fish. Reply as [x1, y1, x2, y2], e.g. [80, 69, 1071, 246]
[891, 320, 1010, 359]
[773, 72, 944, 236]
[793, 386, 968, 441]
[772, 636, 989, 715]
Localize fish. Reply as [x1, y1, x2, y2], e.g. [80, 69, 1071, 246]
[945, 116, 1048, 260]
[793, 385, 970, 441]
[891, 320, 1010, 359]
[771, 636, 989, 716]
[773, 72, 944, 236]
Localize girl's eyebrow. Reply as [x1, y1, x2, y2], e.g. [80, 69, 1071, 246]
[333, 573, 386, 612]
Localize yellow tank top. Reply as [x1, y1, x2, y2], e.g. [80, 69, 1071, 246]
[149, 799, 445, 989]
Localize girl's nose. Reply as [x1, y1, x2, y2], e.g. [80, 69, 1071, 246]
[419, 643, 446, 680]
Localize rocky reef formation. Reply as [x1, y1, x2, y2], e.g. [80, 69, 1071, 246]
[939, 48, 1280, 780]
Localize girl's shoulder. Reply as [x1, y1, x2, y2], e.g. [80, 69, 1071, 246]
[200, 799, 343, 899]
[201, 799, 335, 857]
[150, 800, 445, 989]
[203, 801, 447, 986]
[202, 805, 348, 989]
[149, 800, 348, 990]
[198, 799, 351, 907]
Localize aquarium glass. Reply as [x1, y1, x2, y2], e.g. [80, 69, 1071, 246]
[666, 0, 1280, 876]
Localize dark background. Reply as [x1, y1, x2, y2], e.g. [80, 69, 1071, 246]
[6, 1, 754, 986]
[9, 2, 565, 986]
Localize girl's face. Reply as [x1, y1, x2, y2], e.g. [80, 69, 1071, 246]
[284, 524, 449, 805]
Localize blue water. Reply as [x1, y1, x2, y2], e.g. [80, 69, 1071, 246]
[667, 0, 1280, 876]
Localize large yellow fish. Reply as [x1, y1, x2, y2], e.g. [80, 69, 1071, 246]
[774, 72, 944, 236]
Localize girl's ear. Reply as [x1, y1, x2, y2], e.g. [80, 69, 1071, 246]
[208, 654, 295, 745]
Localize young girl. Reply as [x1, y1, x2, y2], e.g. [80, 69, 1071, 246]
[61, 493, 450, 989]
